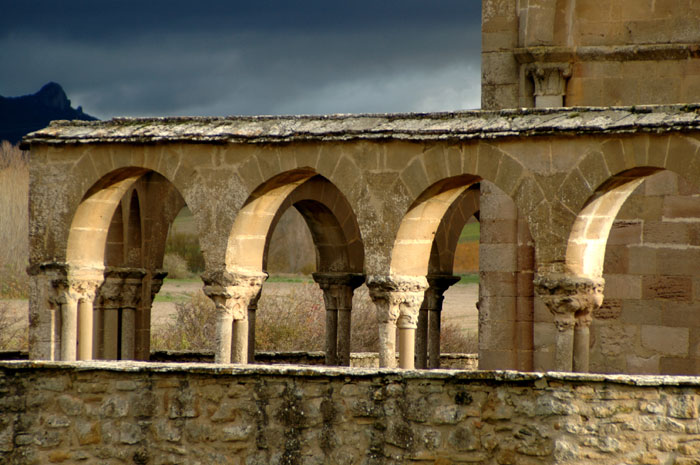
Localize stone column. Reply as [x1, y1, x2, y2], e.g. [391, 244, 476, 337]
[139, 270, 168, 360]
[247, 288, 262, 363]
[96, 274, 123, 360]
[418, 275, 461, 369]
[367, 275, 428, 369]
[526, 62, 571, 108]
[534, 273, 604, 372]
[119, 270, 145, 360]
[53, 270, 102, 361]
[313, 272, 365, 366]
[202, 270, 266, 364]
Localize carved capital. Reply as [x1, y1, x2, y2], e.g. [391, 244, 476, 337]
[367, 275, 428, 328]
[313, 272, 364, 311]
[202, 270, 267, 320]
[422, 274, 461, 312]
[534, 273, 604, 331]
[526, 62, 571, 97]
[149, 269, 169, 302]
[97, 267, 146, 309]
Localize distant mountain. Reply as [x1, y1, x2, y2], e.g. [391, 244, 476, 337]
[0, 82, 97, 144]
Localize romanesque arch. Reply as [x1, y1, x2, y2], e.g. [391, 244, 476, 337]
[540, 133, 700, 374]
[31, 164, 197, 362]
[204, 169, 365, 365]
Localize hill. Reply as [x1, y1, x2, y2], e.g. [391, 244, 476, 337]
[0, 82, 96, 144]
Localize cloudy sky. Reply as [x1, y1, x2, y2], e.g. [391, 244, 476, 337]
[1, 1, 482, 120]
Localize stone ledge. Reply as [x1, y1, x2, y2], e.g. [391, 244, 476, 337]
[2, 360, 700, 387]
[514, 43, 700, 64]
[20, 103, 700, 148]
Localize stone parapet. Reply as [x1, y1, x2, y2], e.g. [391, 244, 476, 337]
[3, 361, 700, 464]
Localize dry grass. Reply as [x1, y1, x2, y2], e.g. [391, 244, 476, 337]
[0, 302, 27, 350]
[0, 142, 29, 298]
[151, 283, 477, 355]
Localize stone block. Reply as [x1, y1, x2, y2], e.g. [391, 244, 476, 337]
[663, 195, 700, 219]
[481, 53, 518, 86]
[604, 274, 642, 299]
[620, 299, 662, 326]
[597, 324, 638, 358]
[658, 357, 700, 376]
[626, 245, 658, 275]
[643, 221, 689, 245]
[626, 354, 660, 374]
[607, 220, 642, 245]
[641, 325, 689, 356]
[594, 299, 622, 320]
[479, 271, 517, 297]
[603, 245, 628, 274]
[644, 170, 679, 196]
[479, 243, 517, 272]
[642, 275, 692, 301]
[480, 219, 517, 244]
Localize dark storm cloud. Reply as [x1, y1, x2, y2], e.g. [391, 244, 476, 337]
[1, 1, 482, 118]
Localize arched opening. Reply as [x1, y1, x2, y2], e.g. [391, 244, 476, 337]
[389, 175, 535, 370]
[220, 170, 364, 365]
[61, 168, 194, 362]
[566, 166, 700, 375]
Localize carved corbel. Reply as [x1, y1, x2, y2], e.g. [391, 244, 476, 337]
[526, 62, 572, 108]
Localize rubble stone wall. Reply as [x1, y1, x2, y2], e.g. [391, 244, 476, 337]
[3, 361, 700, 464]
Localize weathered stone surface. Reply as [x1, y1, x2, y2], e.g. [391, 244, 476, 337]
[21, 105, 700, 147]
[0, 361, 698, 463]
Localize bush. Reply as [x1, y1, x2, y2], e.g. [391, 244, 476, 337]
[0, 302, 27, 350]
[165, 233, 205, 274]
[151, 290, 217, 351]
[151, 283, 477, 356]
[162, 253, 192, 280]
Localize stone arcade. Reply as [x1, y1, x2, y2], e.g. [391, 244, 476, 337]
[21, 106, 700, 376]
[4, 0, 700, 463]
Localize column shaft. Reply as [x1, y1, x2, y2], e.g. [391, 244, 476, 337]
[428, 309, 441, 368]
[232, 318, 249, 364]
[573, 324, 590, 372]
[60, 299, 78, 361]
[77, 299, 93, 360]
[378, 321, 397, 368]
[216, 310, 234, 363]
[121, 308, 136, 360]
[368, 275, 427, 369]
[247, 308, 256, 363]
[554, 317, 575, 372]
[337, 309, 352, 366]
[203, 270, 266, 365]
[313, 272, 364, 367]
[398, 327, 415, 369]
[534, 273, 604, 373]
[103, 309, 120, 360]
[325, 309, 339, 365]
[416, 309, 428, 369]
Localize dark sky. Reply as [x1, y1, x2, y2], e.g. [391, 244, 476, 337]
[1, 1, 482, 119]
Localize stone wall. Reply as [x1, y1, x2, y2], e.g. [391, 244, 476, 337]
[591, 171, 700, 375]
[481, 0, 700, 110]
[3, 361, 700, 464]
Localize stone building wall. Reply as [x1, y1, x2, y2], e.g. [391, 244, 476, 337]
[481, 0, 700, 110]
[3, 361, 700, 464]
[592, 171, 700, 375]
[481, 0, 700, 375]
